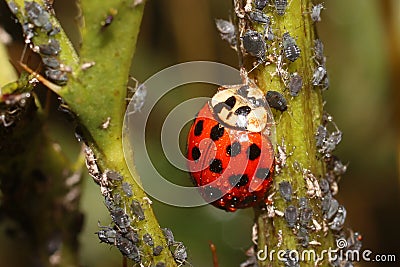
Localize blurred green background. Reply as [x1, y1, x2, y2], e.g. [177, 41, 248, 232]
[1, 0, 399, 266]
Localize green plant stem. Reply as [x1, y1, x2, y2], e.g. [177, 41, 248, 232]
[240, 0, 336, 266]
[4, 0, 178, 265]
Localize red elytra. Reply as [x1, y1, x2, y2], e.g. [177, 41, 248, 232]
[187, 103, 274, 212]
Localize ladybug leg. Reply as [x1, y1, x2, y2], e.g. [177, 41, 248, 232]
[208, 241, 219, 267]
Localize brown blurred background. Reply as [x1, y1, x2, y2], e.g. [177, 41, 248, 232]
[0, 0, 399, 266]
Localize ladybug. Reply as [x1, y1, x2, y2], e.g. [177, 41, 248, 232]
[187, 79, 275, 212]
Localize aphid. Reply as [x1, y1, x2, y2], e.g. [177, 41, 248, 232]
[129, 81, 147, 113]
[42, 56, 60, 69]
[153, 245, 163, 256]
[326, 155, 347, 176]
[38, 38, 60, 55]
[274, 0, 288, 16]
[313, 39, 325, 64]
[162, 228, 175, 246]
[104, 196, 117, 211]
[143, 233, 154, 246]
[113, 193, 122, 206]
[248, 10, 272, 38]
[96, 225, 117, 244]
[187, 74, 275, 211]
[254, 0, 268, 10]
[297, 226, 309, 247]
[25, 1, 52, 31]
[329, 205, 346, 231]
[288, 73, 303, 97]
[101, 8, 118, 30]
[318, 130, 342, 155]
[266, 90, 287, 111]
[325, 197, 339, 220]
[279, 181, 292, 202]
[298, 197, 308, 209]
[248, 10, 270, 25]
[321, 193, 332, 214]
[122, 182, 133, 197]
[173, 243, 188, 265]
[242, 30, 266, 62]
[315, 125, 328, 148]
[156, 262, 166, 267]
[104, 169, 123, 183]
[45, 69, 68, 85]
[282, 32, 301, 62]
[215, 19, 237, 48]
[319, 178, 330, 195]
[312, 66, 327, 86]
[48, 26, 60, 36]
[131, 200, 145, 220]
[282, 250, 300, 267]
[110, 208, 131, 233]
[125, 229, 139, 243]
[310, 3, 324, 22]
[284, 205, 298, 228]
[7, 1, 19, 15]
[116, 234, 141, 262]
[299, 207, 312, 226]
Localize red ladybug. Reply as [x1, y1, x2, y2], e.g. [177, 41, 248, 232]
[187, 81, 275, 212]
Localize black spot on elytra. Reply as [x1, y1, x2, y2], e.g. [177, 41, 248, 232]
[247, 144, 261, 160]
[266, 90, 288, 111]
[224, 96, 236, 110]
[234, 106, 252, 116]
[255, 168, 270, 179]
[226, 141, 241, 157]
[228, 174, 249, 188]
[203, 186, 223, 199]
[210, 124, 224, 141]
[194, 120, 204, 136]
[209, 159, 223, 173]
[191, 146, 201, 161]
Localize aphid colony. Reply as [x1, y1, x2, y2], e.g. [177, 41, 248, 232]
[84, 145, 188, 265]
[209, 1, 360, 267]
[7, 1, 70, 85]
